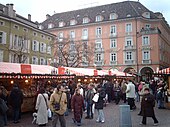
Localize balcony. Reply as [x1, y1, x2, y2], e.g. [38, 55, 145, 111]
[140, 27, 161, 35]
[109, 33, 117, 38]
[142, 59, 151, 64]
[110, 61, 117, 65]
[96, 34, 102, 38]
[94, 61, 103, 66]
[123, 45, 136, 51]
[94, 48, 104, 53]
[125, 60, 135, 65]
[81, 36, 88, 41]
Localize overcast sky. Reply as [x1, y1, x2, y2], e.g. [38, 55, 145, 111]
[0, 0, 170, 24]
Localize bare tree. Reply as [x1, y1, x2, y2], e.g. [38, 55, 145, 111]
[5, 35, 30, 63]
[51, 37, 95, 67]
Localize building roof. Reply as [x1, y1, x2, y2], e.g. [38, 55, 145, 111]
[41, 1, 161, 30]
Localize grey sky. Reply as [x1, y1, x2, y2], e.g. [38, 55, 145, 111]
[0, 0, 170, 24]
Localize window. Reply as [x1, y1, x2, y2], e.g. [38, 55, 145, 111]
[40, 42, 46, 53]
[110, 25, 117, 35]
[95, 39, 102, 49]
[145, 24, 151, 28]
[23, 28, 28, 32]
[59, 22, 64, 27]
[39, 25, 44, 29]
[47, 46, 51, 54]
[83, 17, 89, 24]
[33, 32, 37, 36]
[126, 52, 132, 60]
[14, 25, 19, 29]
[126, 23, 132, 33]
[0, 50, 3, 62]
[96, 15, 102, 22]
[70, 19, 76, 25]
[82, 28, 88, 40]
[32, 56, 38, 64]
[0, 21, 4, 26]
[32, 40, 39, 51]
[110, 39, 117, 48]
[125, 37, 133, 46]
[143, 51, 150, 60]
[70, 30, 75, 39]
[48, 23, 54, 29]
[110, 53, 117, 62]
[70, 42, 75, 50]
[0, 31, 6, 44]
[142, 36, 149, 45]
[82, 41, 88, 50]
[58, 32, 63, 41]
[96, 53, 101, 61]
[110, 13, 116, 20]
[96, 27, 102, 36]
[40, 57, 46, 65]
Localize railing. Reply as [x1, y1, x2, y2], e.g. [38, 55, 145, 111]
[140, 27, 161, 35]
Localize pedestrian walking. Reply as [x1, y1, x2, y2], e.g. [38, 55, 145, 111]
[35, 87, 48, 126]
[71, 88, 84, 126]
[50, 84, 67, 127]
[126, 79, 136, 110]
[85, 83, 95, 119]
[9, 84, 23, 124]
[94, 85, 106, 123]
[139, 87, 159, 126]
[0, 86, 8, 127]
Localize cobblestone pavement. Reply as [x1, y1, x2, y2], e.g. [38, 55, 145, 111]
[6, 101, 170, 127]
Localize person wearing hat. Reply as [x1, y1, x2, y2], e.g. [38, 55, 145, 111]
[139, 87, 159, 126]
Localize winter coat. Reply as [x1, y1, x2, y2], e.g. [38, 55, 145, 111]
[35, 93, 48, 125]
[140, 93, 155, 117]
[85, 89, 95, 104]
[95, 89, 106, 109]
[71, 94, 84, 122]
[9, 87, 23, 109]
[50, 91, 67, 115]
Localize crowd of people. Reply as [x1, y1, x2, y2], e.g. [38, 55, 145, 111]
[0, 77, 169, 127]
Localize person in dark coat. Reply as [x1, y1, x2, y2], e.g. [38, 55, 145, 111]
[95, 85, 106, 123]
[9, 84, 23, 124]
[139, 87, 158, 126]
[71, 88, 84, 126]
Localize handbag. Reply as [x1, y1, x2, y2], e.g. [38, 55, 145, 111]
[54, 93, 62, 111]
[92, 93, 99, 102]
[0, 98, 8, 115]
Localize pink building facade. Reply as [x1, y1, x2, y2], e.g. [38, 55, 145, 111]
[40, 1, 170, 77]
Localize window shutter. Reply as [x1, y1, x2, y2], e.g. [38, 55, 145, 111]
[32, 40, 34, 51]
[36, 41, 39, 51]
[44, 43, 46, 53]
[2, 32, 6, 44]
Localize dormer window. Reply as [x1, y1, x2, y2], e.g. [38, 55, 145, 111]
[83, 17, 89, 24]
[39, 25, 44, 30]
[96, 15, 102, 22]
[59, 21, 64, 27]
[70, 19, 76, 25]
[48, 23, 54, 29]
[142, 12, 150, 19]
[110, 13, 118, 20]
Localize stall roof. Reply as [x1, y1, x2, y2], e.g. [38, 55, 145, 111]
[0, 62, 57, 74]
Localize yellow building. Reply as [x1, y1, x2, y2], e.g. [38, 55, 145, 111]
[0, 3, 56, 65]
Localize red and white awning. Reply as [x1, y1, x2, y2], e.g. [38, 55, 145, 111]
[158, 67, 170, 74]
[0, 62, 56, 74]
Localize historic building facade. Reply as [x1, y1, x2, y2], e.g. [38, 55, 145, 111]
[0, 3, 55, 65]
[40, 1, 170, 76]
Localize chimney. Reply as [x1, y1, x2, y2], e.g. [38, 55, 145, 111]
[9, 4, 14, 17]
[28, 14, 31, 21]
[46, 14, 50, 19]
